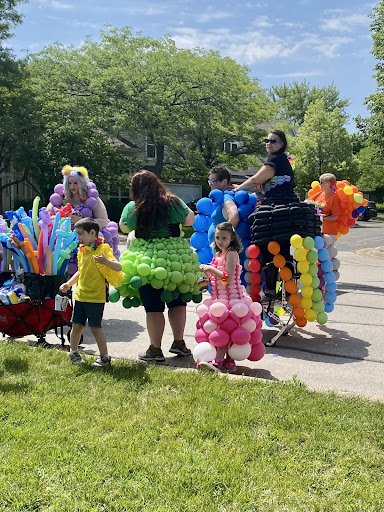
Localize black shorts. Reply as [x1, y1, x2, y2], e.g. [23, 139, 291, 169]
[72, 301, 105, 328]
[139, 284, 186, 313]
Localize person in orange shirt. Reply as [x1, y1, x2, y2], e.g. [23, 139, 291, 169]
[310, 173, 340, 242]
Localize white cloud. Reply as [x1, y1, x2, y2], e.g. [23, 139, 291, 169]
[37, 0, 74, 9]
[265, 71, 323, 78]
[196, 11, 233, 23]
[171, 27, 354, 64]
[251, 16, 273, 28]
[321, 12, 370, 33]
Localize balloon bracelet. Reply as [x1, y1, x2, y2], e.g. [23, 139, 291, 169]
[221, 270, 229, 285]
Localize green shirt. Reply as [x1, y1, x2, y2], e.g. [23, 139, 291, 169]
[120, 198, 189, 239]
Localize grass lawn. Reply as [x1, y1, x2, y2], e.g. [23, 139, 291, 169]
[1, 342, 384, 512]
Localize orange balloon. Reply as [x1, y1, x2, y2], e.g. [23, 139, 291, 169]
[285, 280, 297, 294]
[293, 306, 305, 319]
[308, 189, 316, 198]
[312, 184, 321, 193]
[296, 317, 307, 328]
[336, 181, 344, 189]
[288, 293, 301, 307]
[352, 185, 358, 193]
[340, 225, 349, 235]
[362, 198, 368, 206]
[273, 254, 286, 268]
[279, 266, 292, 281]
[268, 241, 280, 255]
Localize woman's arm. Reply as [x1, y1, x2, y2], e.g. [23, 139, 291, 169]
[182, 208, 195, 226]
[235, 164, 275, 192]
[119, 220, 130, 233]
[92, 198, 109, 230]
[223, 201, 239, 227]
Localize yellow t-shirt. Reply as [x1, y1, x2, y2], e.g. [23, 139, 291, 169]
[75, 243, 115, 303]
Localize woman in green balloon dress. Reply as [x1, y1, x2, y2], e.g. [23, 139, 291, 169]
[119, 170, 196, 362]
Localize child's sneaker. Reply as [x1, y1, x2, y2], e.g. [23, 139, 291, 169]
[222, 358, 237, 374]
[91, 355, 111, 367]
[169, 340, 192, 357]
[198, 359, 223, 372]
[69, 351, 84, 365]
[138, 346, 165, 362]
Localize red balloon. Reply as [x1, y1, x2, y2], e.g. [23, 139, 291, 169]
[247, 244, 260, 258]
[248, 342, 266, 361]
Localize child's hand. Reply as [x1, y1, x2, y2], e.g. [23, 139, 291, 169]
[94, 253, 107, 265]
[60, 282, 70, 293]
[199, 264, 211, 274]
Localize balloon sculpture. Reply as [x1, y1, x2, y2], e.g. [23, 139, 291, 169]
[307, 179, 367, 238]
[114, 237, 203, 309]
[193, 245, 265, 366]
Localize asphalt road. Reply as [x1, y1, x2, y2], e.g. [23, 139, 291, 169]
[337, 218, 384, 251]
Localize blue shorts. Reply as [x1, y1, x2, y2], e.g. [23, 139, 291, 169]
[72, 301, 105, 328]
[139, 284, 186, 313]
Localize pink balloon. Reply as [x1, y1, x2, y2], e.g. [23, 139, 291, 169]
[207, 312, 219, 324]
[209, 329, 230, 347]
[250, 330, 263, 345]
[196, 304, 209, 318]
[242, 318, 257, 332]
[203, 320, 217, 334]
[195, 329, 209, 344]
[210, 302, 227, 317]
[239, 310, 253, 324]
[196, 319, 202, 330]
[85, 197, 97, 209]
[256, 319, 263, 330]
[229, 299, 242, 308]
[231, 303, 249, 318]
[248, 342, 265, 361]
[250, 302, 262, 316]
[220, 317, 239, 333]
[215, 310, 229, 324]
[50, 193, 62, 207]
[54, 184, 64, 195]
[203, 298, 213, 307]
[200, 312, 209, 325]
[230, 327, 251, 345]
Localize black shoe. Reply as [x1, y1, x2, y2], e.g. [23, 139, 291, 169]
[169, 341, 192, 357]
[138, 346, 165, 362]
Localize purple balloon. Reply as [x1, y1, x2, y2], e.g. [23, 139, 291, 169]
[85, 197, 97, 209]
[54, 184, 64, 196]
[50, 193, 62, 207]
[88, 188, 99, 199]
[108, 227, 118, 238]
[87, 182, 96, 190]
[108, 221, 118, 229]
[80, 207, 93, 217]
[103, 230, 112, 242]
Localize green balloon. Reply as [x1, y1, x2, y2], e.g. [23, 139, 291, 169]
[170, 271, 183, 284]
[311, 288, 323, 302]
[130, 276, 142, 289]
[171, 289, 180, 300]
[317, 312, 328, 324]
[178, 282, 190, 294]
[109, 289, 120, 303]
[303, 236, 315, 250]
[311, 276, 320, 288]
[192, 293, 203, 303]
[306, 250, 318, 264]
[131, 297, 141, 307]
[122, 297, 132, 309]
[157, 250, 168, 259]
[170, 261, 181, 271]
[166, 282, 177, 291]
[156, 258, 167, 268]
[151, 278, 164, 289]
[161, 290, 173, 303]
[137, 263, 151, 276]
[154, 267, 167, 280]
[312, 300, 325, 313]
[181, 292, 192, 303]
[141, 256, 152, 265]
[184, 272, 196, 285]
[308, 263, 318, 276]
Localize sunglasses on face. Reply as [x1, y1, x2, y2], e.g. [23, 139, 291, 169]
[208, 179, 220, 184]
[263, 138, 279, 144]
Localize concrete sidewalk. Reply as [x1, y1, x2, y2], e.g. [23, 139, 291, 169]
[16, 242, 384, 401]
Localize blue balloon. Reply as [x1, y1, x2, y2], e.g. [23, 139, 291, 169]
[234, 190, 249, 205]
[318, 248, 330, 262]
[197, 246, 214, 264]
[324, 271, 336, 283]
[238, 203, 254, 220]
[197, 197, 215, 216]
[192, 214, 210, 232]
[325, 281, 337, 293]
[321, 260, 333, 273]
[190, 231, 208, 250]
[248, 194, 257, 207]
[314, 236, 325, 250]
[236, 220, 251, 238]
[351, 210, 359, 218]
[209, 189, 223, 204]
[324, 292, 337, 304]
[264, 316, 274, 328]
[324, 302, 334, 313]
[208, 222, 215, 243]
[357, 206, 365, 214]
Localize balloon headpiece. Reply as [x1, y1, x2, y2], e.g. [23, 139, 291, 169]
[61, 165, 89, 199]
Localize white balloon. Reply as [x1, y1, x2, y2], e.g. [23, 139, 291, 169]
[332, 257, 340, 270]
[244, 272, 252, 284]
[323, 234, 332, 247]
[328, 245, 338, 259]
[227, 343, 252, 361]
[242, 319, 257, 332]
[203, 320, 217, 333]
[243, 260, 250, 271]
[193, 342, 217, 363]
[333, 270, 340, 281]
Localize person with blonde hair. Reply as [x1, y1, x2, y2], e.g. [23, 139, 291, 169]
[308, 173, 340, 242]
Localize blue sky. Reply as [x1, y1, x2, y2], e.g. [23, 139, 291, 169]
[11, 0, 378, 132]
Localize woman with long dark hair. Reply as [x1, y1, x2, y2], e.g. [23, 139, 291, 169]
[119, 170, 195, 362]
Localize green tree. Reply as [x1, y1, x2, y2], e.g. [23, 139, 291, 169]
[293, 100, 357, 195]
[269, 81, 349, 126]
[28, 26, 272, 181]
[0, 0, 25, 49]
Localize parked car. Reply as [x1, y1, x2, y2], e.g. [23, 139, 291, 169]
[359, 200, 377, 221]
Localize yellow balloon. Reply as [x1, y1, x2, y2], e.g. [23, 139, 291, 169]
[290, 234, 303, 249]
[301, 298, 313, 310]
[294, 248, 306, 261]
[305, 309, 317, 322]
[297, 260, 309, 274]
[344, 185, 353, 195]
[311, 181, 320, 188]
[301, 286, 313, 298]
[300, 273, 312, 286]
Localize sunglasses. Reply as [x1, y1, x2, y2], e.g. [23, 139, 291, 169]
[263, 138, 279, 144]
[208, 179, 220, 184]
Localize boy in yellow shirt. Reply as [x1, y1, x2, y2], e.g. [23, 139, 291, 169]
[60, 218, 122, 367]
